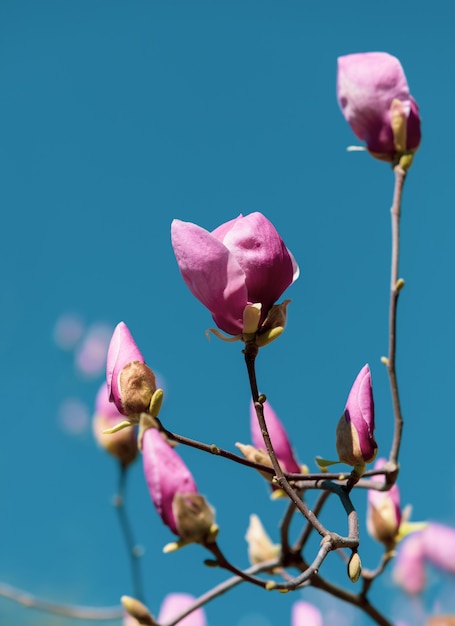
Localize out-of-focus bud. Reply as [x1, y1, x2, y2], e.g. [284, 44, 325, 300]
[142, 424, 216, 548]
[92, 383, 137, 468]
[367, 458, 401, 548]
[158, 593, 207, 626]
[348, 551, 362, 583]
[427, 618, 455, 626]
[337, 52, 421, 164]
[235, 443, 275, 481]
[245, 514, 280, 565]
[393, 533, 426, 594]
[171, 213, 299, 340]
[106, 322, 156, 416]
[291, 601, 325, 626]
[121, 596, 156, 625]
[336, 364, 377, 473]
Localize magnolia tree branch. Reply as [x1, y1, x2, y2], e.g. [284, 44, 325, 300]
[0, 584, 124, 620]
[386, 165, 407, 467]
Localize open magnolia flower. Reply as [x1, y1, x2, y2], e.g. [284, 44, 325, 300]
[171, 212, 299, 344]
[337, 52, 421, 163]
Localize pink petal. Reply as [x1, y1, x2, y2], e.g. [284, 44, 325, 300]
[421, 522, 455, 574]
[250, 400, 300, 474]
[142, 428, 198, 535]
[220, 212, 296, 314]
[393, 533, 426, 594]
[158, 593, 206, 626]
[106, 322, 145, 411]
[292, 601, 324, 626]
[344, 364, 377, 462]
[171, 219, 248, 335]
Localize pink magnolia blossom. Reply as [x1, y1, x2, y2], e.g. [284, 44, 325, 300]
[142, 427, 214, 543]
[171, 212, 299, 336]
[106, 322, 156, 416]
[292, 601, 324, 626]
[337, 52, 421, 161]
[367, 457, 401, 546]
[92, 383, 137, 468]
[336, 364, 377, 468]
[250, 400, 300, 475]
[158, 593, 206, 626]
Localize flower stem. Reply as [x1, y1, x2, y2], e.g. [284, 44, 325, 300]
[387, 165, 407, 466]
[115, 464, 145, 603]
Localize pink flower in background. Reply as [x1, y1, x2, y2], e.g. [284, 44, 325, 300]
[171, 212, 299, 336]
[393, 532, 426, 594]
[250, 400, 300, 474]
[75, 322, 113, 377]
[292, 601, 324, 626]
[142, 427, 215, 544]
[158, 593, 207, 626]
[337, 52, 421, 160]
[420, 522, 455, 574]
[336, 364, 377, 468]
[106, 322, 156, 416]
[367, 457, 401, 546]
[92, 383, 137, 468]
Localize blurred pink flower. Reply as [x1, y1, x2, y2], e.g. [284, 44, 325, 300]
[250, 400, 300, 475]
[171, 212, 299, 336]
[75, 322, 112, 377]
[292, 601, 324, 626]
[142, 427, 214, 544]
[92, 383, 137, 468]
[393, 532, 426, 594]
[337, 52, 421, 161]
[420, 522, 455, 574]
[367, 457, 401, 547]
[106, 322, 156, 416]
[158, 593, 206, 626]
[336, 364, 377, 469]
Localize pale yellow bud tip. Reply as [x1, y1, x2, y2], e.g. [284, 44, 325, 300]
[348, 552, 362, 583]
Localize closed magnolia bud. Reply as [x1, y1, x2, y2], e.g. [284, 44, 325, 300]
[246, 514, 280, 565]
[121, 596, 156, 625]
[119, 361, 156, 416]
[173, 492, 215, 545]
[106, 322, 156, 416]
[367, 458, 401, 548]
[348, 552, 362, 583]
[337, 52, 421, 162]
[336, 365, 377, 470]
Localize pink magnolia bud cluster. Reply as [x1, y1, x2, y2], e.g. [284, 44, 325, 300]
[171, 212, 299, 344]
[394, 522, 455, 595]
[336, 364, 377, 471]
[337, 52, 421, 163]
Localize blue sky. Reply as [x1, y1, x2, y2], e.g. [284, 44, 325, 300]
[1, 1, 455, 625]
